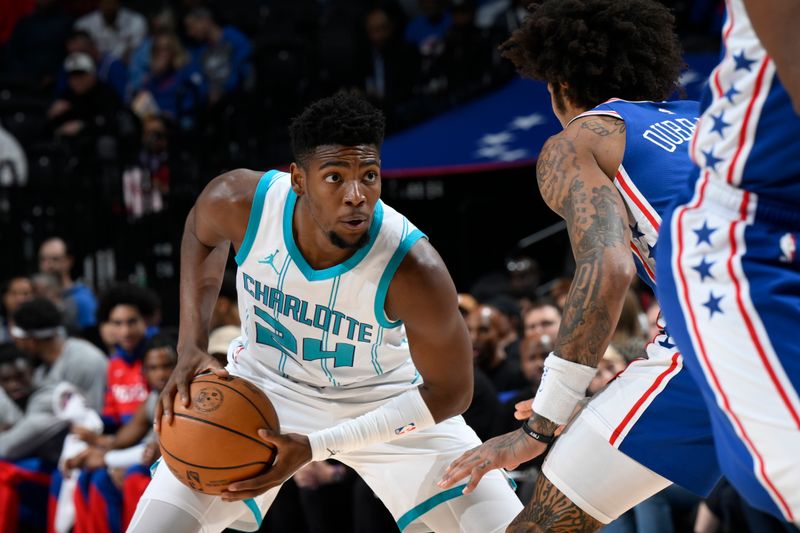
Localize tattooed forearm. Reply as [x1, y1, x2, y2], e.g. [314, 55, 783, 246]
[507, 473, 603, 533]
[556, 185, 629, 363]
[579, 117, 626, 137]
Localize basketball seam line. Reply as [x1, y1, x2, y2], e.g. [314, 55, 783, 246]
[172, 412, 278, 453]
[160, 442, 273, 470]
[192, 378, 275, 427]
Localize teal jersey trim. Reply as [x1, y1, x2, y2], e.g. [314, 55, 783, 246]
[374, 229, 427, 328]
[243, 499, 264, 529]
[396, 484, 467, 532]
[282, 189, 385, 281]
[235, 170, 281, 266]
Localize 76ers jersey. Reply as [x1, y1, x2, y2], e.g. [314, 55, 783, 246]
[571, 99, 701, 291]
[231, 171, 426, 393]
[691, 0, 800, 202]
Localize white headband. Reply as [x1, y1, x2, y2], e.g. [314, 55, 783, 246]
[10, 325, 66, 339]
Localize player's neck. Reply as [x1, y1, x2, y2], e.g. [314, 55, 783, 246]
[292, 198, 357, 270]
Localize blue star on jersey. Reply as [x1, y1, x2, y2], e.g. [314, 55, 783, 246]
[693, 256, 715, 282]
[732, 50, 757, 72]
[658, 337, 676, 349]
[724, 84, 740, 104]
[703, 292, 724, 318]
[694, 221, 717, 246]
[703, 148, 723, 172]
[709, 112, 731, 138]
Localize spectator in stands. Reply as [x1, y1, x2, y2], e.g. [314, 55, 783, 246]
[522, 300, 561, 351]
[466, 303, 527, 393]
[496, 335, 548, 435]
[12, 298, 107, 410]
[30, 272, 80, 332]
[0, 277, 33, 344]
[207, 325, 239, 365]
[615, 289, 645, 341]
[486, 294, 522, 363]
[67, 332, 177, 533]
[0, 344, 63, 531]
[183, 7, 252, 105]
[97, 283, 160, 429]
[127, 8, 178, 100]
[1, 0, 73, 88]
[57, 29, 128, 101]
[74, 0, 147, 62]
[437, 0, 498, 103]
[0, 345, 68, 461]
[47, 52, 123, 141]
[457, 293, 478, 318]
[463, 366, 501, 441]
[209, 270, 239, 332]
[38, 237, 98, 330]
[131, 31, 205, 125]
[587, 344, 628, 396]
[405, 0, 452, 54]
[489, 0, 528, 36]
[360, 6, 420, 128]
[122, 115, 173, 219]
[549, 276, 572, 310]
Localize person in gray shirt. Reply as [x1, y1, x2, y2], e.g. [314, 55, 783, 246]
[12, 298, 108, 410]
[0, 344, 68, 462]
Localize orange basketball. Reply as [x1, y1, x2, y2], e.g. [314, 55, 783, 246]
[158, 373, 280, 494]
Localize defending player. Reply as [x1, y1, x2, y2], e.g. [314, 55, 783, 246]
[439, 1, 725, 530]
[656, 0, 800, 524]
[127, 91, 522, 533]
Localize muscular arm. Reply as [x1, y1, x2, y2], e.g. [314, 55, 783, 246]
[385, 240, 473, 421]
[531, 117, 635, 434]
[159, 169, 260, 421]
[744, 0, 800, 113]
[177, 170, 258, 356]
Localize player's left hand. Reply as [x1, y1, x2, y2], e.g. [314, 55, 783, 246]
[438, 429, 547, 494]
[222, 430, 311, 502]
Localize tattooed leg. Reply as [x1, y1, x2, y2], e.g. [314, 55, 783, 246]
[507, 473, 603, 533]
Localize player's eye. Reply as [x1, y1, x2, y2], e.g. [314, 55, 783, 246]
[324, 173, 341, 183]
[363, 171, 378, 183]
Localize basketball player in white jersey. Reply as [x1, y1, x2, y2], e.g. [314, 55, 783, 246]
[127, 92, 522, 533]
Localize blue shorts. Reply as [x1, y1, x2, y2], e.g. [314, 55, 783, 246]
[657, 175, 800, 523]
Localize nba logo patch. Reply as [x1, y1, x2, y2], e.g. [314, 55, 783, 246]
[394, 422, 417, 436]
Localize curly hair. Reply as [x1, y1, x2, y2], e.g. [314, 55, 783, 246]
[97, 283, 160, 323]
[289, 91, 386, 165]
[501, 0, 683, 110]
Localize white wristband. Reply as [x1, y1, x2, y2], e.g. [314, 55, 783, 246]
[532, 353, 596, 426]
[307, 388, 435, 462]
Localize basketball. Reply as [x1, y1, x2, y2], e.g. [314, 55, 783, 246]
[158, 372, 280, 494]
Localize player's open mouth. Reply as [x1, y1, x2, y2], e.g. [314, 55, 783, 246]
[341, 218, 367, 230]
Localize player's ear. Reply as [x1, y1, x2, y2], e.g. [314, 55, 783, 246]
[289, 162, 305, 196]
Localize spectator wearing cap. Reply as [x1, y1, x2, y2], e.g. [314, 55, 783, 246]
[12, 298, 108, 410]
[47, 51, 122, 140]
[183, 8, 251, 105]
[209, 270, 239, 332]
[56, 29, 128, 101]
[74, 0, 146, 61]
[208, 325, 240, 364]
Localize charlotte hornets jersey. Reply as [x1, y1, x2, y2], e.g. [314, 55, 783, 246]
[231, 170, 426, 391]
[691, 0, 800, 202]
[570, 99, 701, 291]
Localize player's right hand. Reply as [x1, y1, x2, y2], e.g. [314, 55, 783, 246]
[438, 428, 547, 494]
[155, 346, 228, 432]
[514, 398, 535, 420]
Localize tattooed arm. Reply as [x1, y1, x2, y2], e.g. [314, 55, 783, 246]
[528, 116, 635, 435]
[438, 116, 633, 493]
